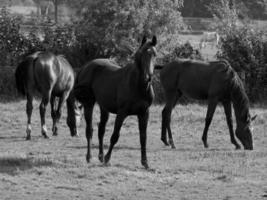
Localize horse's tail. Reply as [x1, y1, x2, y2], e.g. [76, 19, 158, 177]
[15, 59, 30, 96]
[154, 64, 164, 70]
[73, 84, 92, 104]
[15, 55, 39, 96]
[72, 67, 89, 103]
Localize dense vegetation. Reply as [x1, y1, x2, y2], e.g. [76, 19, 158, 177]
[0, 1, 190, 101]
[211, 0, 267, 102]
[0, 0, 267, 103]
[182, 0, 267, 20]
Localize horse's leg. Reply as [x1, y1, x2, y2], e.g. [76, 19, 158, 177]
[53, 91, 70, 136]
[222, 101, 241, 150]
[84, 102, 95, 163]
[138, 110, 149, 169]
[26, 93, 33, 140]
[50, 95, 57, 136]
[98, 107, 109, 162]
[161, 91, 180, 148]
[104, 112, 127, 165]
[39, 92, 50, 139]
[202, 99, 218, 148]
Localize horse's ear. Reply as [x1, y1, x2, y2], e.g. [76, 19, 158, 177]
[251, 115, 257, 121]
[151, 35, 157, 46]
[141, 35, 147, 46]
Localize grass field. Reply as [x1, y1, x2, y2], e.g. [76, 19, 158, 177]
[0, 101, 266, 199]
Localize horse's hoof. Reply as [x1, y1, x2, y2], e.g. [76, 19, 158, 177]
[98, 154, 104, 163]
[72, 134, 79, 137]
[103, 162, 111, 167]
[169, 140, 176, 149]
[52, 127, 58, 136]
[42, 134, 50, 139]
[26, 135, 31, 140]
[235, 145, 241, 150]
[86, 155, 91, 163]
[141, 160, 149, 169]
[204, 143, 209, 148]
[161, 137, 169, 146]
[104, 154, 111, 164]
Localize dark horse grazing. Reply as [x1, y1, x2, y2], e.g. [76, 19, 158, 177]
[156, 59, 256, 150]
[15, 51, 80, 139]
[73, 36, 157, 168]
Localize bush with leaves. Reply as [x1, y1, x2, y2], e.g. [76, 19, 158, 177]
[0, 7, 28, 66]
[208, 0, 267, 102]
[73, 0, 185, 65]
[0, 7, 76, 96]
[217, 26, 267, 102]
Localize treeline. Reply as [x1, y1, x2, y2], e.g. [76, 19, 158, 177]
[181, 0, 267, 20]
[0, 1, 267, 103]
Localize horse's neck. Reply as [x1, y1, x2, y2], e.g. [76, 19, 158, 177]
[127, 63, 151, 95]
[130, 63, 146, 87]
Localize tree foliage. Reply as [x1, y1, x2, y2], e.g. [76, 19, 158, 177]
[211, 1, 267, 102]
[0, 7, 26, 65]
[182, 0, 267, 20]
[74, 0, 185, 63]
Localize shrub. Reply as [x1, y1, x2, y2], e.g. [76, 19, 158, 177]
[209, 0, 267, 102]
[73, 0, 185, 65]
[217, 26, 267, 102]
[0, 7, 28, 66]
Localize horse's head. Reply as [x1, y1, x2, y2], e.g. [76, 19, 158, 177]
[134, 35, 157, 84]
[235, 114, 257, 150]
[66, 92, 82, 137]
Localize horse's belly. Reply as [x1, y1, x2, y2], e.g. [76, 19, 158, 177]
[94, 92, 118, 114]
[180, 84, 209, 100]
[179, 74, 211, 100]
[183, 89, 208, 100]
[52, 85, 67, 97]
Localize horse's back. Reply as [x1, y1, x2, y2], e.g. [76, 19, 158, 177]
[34, 52, 74, 95]
[76, 59, 121, 85]
[75, 59, 134, 113]
[161, 59, 234, 100]
[54, 55, 75, 93]
[75, 59, 121, 105]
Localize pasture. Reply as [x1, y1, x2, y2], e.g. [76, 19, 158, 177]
[0, 101, 266, 199]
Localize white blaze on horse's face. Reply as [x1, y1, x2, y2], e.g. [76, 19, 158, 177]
[143, 46, 157, 80]
[148, 46, 157, 76]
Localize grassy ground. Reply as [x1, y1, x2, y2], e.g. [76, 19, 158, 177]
[0, 101, 266, 200]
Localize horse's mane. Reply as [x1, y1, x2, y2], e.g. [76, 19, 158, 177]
[227, 64, 250, 122]
[210, 59, 250, 122]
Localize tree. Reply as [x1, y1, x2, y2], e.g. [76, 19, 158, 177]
[74, 0, 185, 62]
[51, 0, 58, 23]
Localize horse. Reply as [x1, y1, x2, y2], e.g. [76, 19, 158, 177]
[73, 35, 157, 169]
[199, 31, 220, 49]
[155, 59, 256, 150]
[15, 51, 80, 140]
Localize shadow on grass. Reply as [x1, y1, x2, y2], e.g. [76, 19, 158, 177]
[0, 135, 44, 142]
[67, 143, 140, 151]
[0, 136, 24, 140]
[0, 156, 53, 175]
